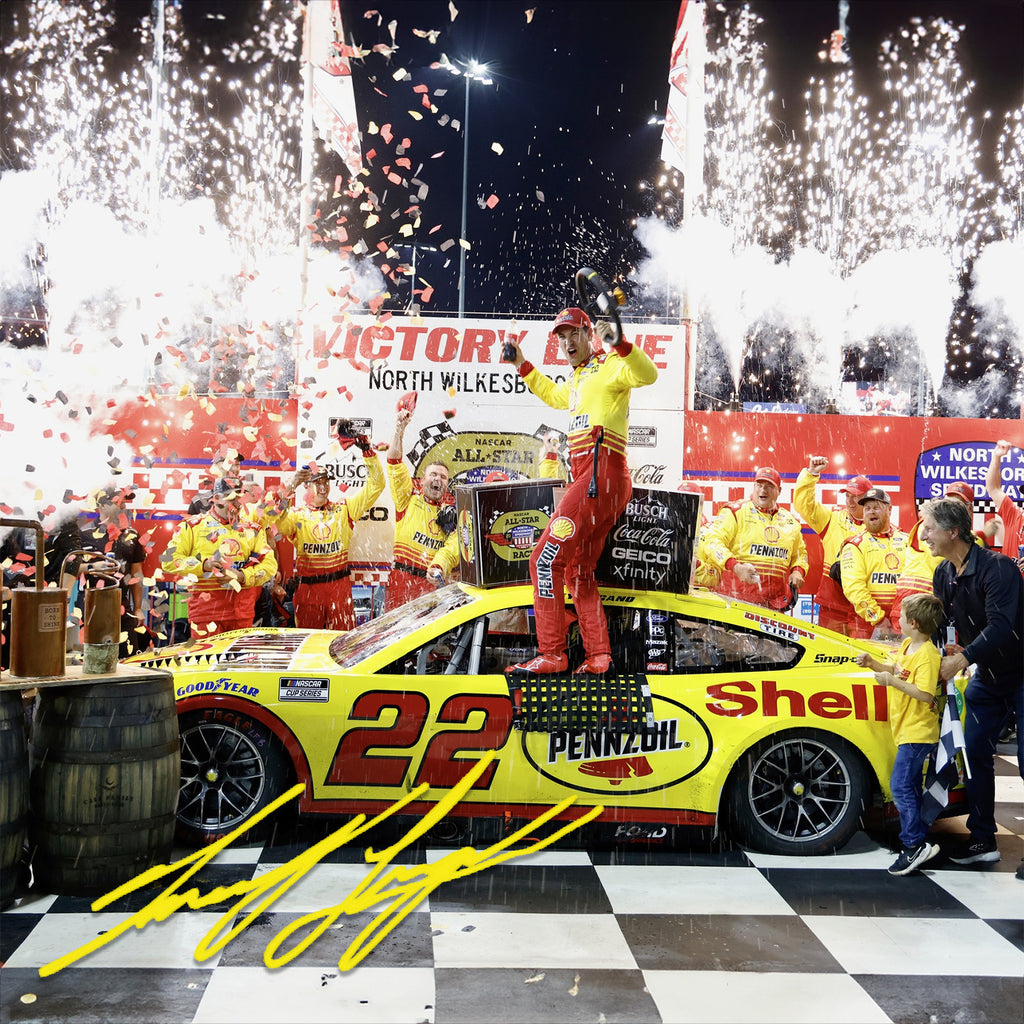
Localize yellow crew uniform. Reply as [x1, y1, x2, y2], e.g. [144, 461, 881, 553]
[702, 500, 808, 610]
[839, 527, 908, 638]
[160, 512, 277, 637]
[793, 468, 865, 632]
[386, 459, 459, 609]
[274, 452, 384, 630]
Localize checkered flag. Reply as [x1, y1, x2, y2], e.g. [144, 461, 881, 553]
[407, 422, 455, 465]
[921, 677, 971, 826]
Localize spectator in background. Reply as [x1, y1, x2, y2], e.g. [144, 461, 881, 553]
[538, 432, 567, 480]
[385, 406, 459, 608]
[984, 440, 1022, 749]
[922, 497, 1024, 874]
[838, 487, 906, 639]
[702, 467, 808, 611]
[793, 456, 871, 633]
[160, 477, 277, 638]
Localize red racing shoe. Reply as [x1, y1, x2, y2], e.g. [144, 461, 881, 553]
[506, 654, 568, 674]
[574, 654, 613, 675]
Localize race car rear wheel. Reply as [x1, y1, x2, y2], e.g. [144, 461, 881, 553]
[176, 712, 293, 847]
[726, 730, 869, 856]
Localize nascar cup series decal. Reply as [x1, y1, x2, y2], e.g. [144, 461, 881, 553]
[522, 695, 713, 795]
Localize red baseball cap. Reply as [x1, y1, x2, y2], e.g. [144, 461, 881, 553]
[944, 481, 974, 505]
[754, 467, 782, 489]
[552, 307, 592, 332]
[840, 475, 872, 497]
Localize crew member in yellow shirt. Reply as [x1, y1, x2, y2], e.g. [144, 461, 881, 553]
[160, 477, 277, 638]
[385, 407, 459, 610]
[793, 455, 871, 633]
[838, 487, 907, 639]
[275, 432, 384, 630]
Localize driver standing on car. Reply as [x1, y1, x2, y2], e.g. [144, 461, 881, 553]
[160, 477, 277, 638]
[501, 306, 658, 675]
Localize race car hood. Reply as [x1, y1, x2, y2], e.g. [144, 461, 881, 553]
[128, 628, 339, 676]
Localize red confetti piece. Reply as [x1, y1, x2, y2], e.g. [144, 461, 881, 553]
[485, 194, 499, 208]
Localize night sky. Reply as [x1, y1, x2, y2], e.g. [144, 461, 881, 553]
[169, 0, 1023, 316]
[2, 0, 1022, 409]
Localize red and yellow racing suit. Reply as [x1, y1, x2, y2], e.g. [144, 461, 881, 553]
[519, 340, 658, 660]
[385, 460, 459, 610]
[274, 452, 384, 630]
[160, 512, 277, 638]
[838, 527, 907, 638]
[703, 501, 809, 610]
[793, 468, 863, 632]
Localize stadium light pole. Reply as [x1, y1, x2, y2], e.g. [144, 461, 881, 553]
[449, 59, 493, 318]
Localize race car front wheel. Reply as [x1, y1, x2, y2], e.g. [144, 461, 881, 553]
[726, 730, 869, 856]
[176, 712, 293, 847]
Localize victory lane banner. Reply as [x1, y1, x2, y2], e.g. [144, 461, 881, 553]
[297, 314, 687, 578]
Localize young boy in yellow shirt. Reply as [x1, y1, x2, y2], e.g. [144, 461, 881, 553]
[856, 592, 945, 875]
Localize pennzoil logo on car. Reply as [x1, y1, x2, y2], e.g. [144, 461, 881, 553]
[279, 677, 330, 702]
[520, 696, 713, 796]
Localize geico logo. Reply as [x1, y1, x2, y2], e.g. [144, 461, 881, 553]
[612, 547, 670, 564]
[706, 678, 888, 721]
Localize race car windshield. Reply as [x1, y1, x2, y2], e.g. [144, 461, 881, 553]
[328, 585, 480, 668]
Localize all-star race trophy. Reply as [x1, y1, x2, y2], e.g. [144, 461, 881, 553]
[501, 268, 658, 680]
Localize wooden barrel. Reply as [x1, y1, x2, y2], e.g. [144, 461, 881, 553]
[0, 689, 29, 908]
[28, 675, 180, 896]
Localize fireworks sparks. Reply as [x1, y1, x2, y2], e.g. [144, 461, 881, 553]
[635, 10, 1023, 416]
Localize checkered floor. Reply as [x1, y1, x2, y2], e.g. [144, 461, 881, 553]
[2, 750, 1021, 1024]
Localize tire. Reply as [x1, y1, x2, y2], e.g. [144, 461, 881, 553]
[176, 711, 293, 847]
[726, 730, 869, 856]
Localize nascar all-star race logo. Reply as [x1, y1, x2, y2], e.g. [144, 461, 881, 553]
[484, 508, 549, 563]
[520, 696, 713, 795]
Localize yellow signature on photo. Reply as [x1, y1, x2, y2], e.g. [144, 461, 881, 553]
[40, 751, 603, 976]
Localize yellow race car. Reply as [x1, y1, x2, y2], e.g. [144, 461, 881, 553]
[133, 583, 901, 856]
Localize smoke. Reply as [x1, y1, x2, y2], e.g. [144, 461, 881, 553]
[634, 214, 966, 406]
[845, 246, 956, 398]
[0, 172, 385, 528]
[970, 237, 1024, 355]
[0, 170, 48, 304]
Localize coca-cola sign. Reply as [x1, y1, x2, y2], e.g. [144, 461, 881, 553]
[631, 464, 666, 485]
[595, 487, 700, 595]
